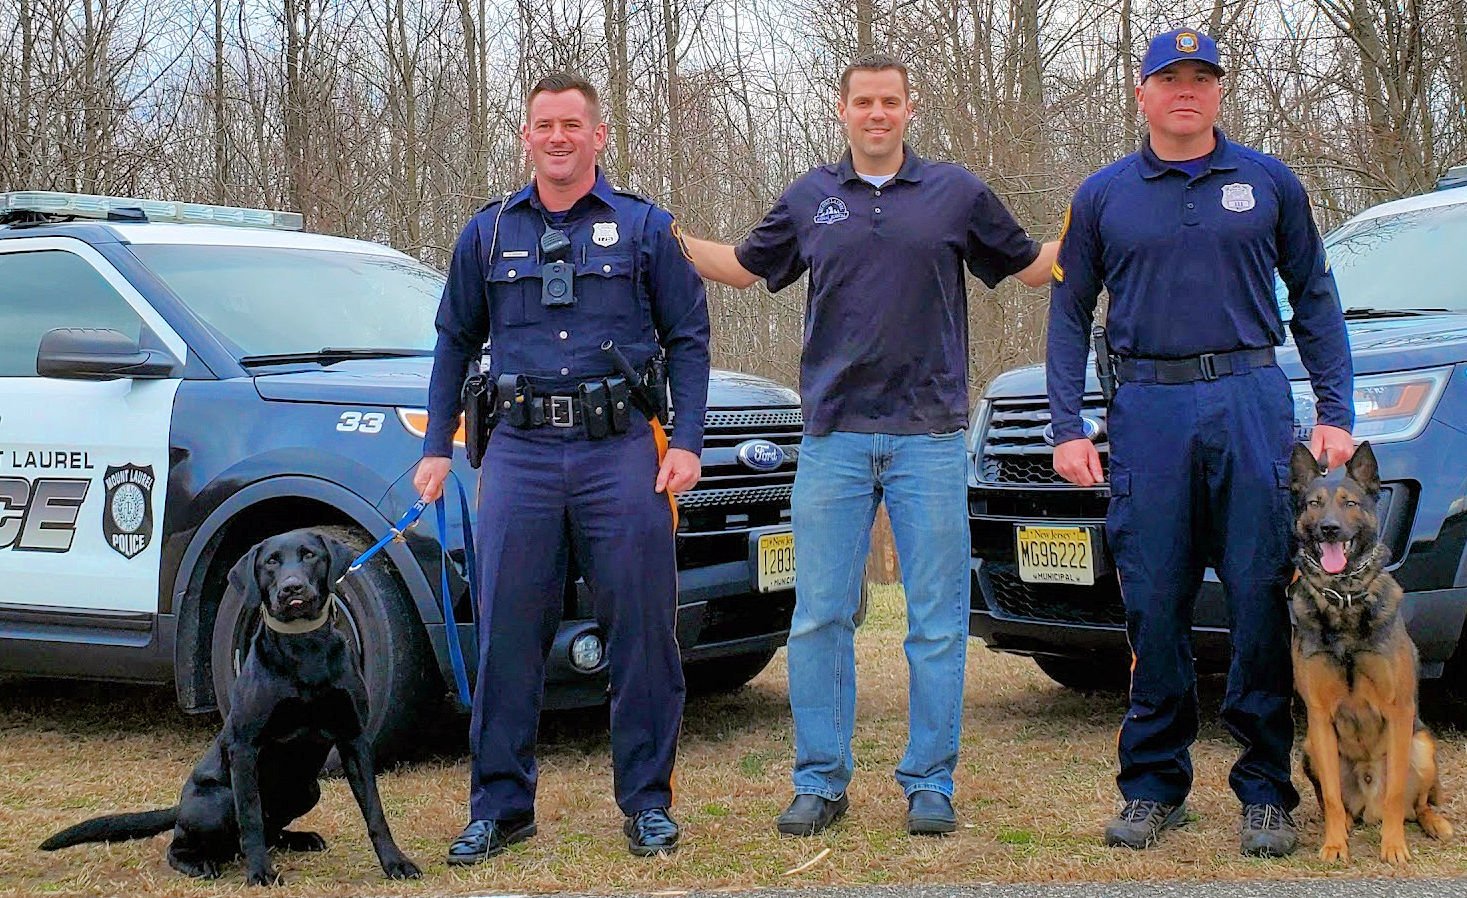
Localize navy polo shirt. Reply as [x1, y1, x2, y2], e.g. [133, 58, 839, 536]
[1046, 130, 1353, 443]
[425, 170, 711, 456]
[735, 146, 1041, 436]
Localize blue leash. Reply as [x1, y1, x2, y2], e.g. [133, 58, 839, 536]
[343, 473, 475, 706]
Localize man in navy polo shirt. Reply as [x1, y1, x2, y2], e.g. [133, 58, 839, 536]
[685, 53, 1056, 837]
[1047, 29, 1353, 856]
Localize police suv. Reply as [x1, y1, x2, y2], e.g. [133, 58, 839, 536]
[967, 169, 1467, 695]
[0, 191, 801, 760]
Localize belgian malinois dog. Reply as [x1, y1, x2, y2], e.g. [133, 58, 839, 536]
[1288, 441, 1451, 863]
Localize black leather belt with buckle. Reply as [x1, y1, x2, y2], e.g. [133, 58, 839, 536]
[1116, 347, 1277, 385]
[542, 394, 578, 428]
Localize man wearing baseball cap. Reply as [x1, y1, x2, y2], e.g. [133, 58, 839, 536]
[1046, 27, 1353, 856]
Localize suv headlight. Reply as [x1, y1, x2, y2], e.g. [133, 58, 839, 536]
[1291, 367, 1451, 444]
[396, 408, 466, 447]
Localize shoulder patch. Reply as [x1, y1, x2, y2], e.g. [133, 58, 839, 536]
[668, 219, 694, 263]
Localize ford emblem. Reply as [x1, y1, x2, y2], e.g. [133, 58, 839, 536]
[1042, 416, 1103, 447]
[735, 439, 785, 471]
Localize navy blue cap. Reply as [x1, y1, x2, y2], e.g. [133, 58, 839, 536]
[1142, 28, 1224, 80]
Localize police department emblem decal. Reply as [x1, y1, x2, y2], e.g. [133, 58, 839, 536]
[592, 221, 619, 246]
[1176, 32, 1199, 53]
[102, 463, 154, 559]
[814, 197, 850, 224]
[1221, 183, 1256, 212]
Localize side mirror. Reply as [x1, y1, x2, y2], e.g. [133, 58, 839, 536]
[36, 327, 181, 381]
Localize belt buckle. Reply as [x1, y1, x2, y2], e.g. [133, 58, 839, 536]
[1198, 352, 1218, 381]
[549, 395, 575, 428]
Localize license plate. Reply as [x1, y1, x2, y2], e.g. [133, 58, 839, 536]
[1015, 525, 1097, 586]
[756, 531, 796, 593]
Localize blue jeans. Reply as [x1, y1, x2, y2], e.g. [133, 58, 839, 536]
[787, 430, 970, 799]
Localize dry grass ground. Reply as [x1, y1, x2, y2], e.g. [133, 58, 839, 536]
[5, 584, 1467, 897]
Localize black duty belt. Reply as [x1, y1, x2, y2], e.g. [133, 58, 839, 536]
[1115, 347, 1276, 385]
[523, 394, 586, 429]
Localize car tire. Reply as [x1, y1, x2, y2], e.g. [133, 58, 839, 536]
[1033, 654, 1131, 693]
[683, 648, 779, 695]
[210, 525, 439, 765]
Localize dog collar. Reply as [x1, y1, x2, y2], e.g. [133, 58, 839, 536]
[261, 595, 336, 635]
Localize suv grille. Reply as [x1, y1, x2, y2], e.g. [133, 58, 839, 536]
[671, 405, 801, 569]
[979, 563, 1126, 626]
[977, 397, 1109, 486]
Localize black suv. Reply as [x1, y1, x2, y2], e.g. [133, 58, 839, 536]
[967, 180, 1467, 693]
[0, 191, 800, 760]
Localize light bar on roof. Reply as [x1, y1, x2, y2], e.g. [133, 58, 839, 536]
[0, 191, 305, 231]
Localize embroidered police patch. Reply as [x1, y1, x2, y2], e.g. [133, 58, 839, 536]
[1221, 183, 1256, 213]
[1176, 32, 1199, 53]
[813, 197, 850, 224]
[592, 221, 620, 246]
[102, 463, 154, 559]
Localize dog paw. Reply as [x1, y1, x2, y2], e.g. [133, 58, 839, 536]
[1319, 840, 1349, 863]
[383, 856, 422, 880]
[1419, 810, 1453, 841]
[246, 865, 284, 886]
[168, 855, 222, 879]
[1380, 838, 1410, 864]
[275, 830, 327, 852]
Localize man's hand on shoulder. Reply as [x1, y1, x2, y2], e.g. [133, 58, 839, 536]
[656, 447, 702, 494]
[1052, 438, 1104, 487]
[682, 234, 760, 289]
[1016, 240, 1060, 288]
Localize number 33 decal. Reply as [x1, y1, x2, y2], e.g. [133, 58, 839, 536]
[337, 411, 385, 433]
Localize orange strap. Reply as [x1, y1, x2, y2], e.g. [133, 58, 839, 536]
[650, 419, 678, 531]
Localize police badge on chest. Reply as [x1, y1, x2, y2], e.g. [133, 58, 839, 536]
[1221, 183, 1256, 213]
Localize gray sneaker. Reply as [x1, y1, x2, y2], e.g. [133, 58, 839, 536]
[1104, 799, 1187, 849]
[1240, 803, 1298, 857]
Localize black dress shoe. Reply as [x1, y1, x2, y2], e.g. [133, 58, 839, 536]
[445, 814, 537, 865]
[624, 808, 680, 856]
[906, 790, 957, 835]
[776, 793, 849, 836]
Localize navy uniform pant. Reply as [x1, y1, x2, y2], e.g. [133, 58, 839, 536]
[1105, 364, 1300, 811]
[468, 414, 683, 820]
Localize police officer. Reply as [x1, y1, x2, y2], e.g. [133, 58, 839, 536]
[1047, 29, 1354, 856]
[414, 72, 710, 862]
[684, 53, 1056, 837]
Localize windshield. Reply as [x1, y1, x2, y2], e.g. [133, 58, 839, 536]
[1277, 199, 1467, 316]
[130, 244, 443, 358]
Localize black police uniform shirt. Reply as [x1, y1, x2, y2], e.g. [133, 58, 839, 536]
[735, 146, 1041, 436]
[1046, 129, 1353, 444]
[425, 170, 711, 456]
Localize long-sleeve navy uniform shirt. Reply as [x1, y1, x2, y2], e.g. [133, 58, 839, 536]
[425, 170, 711, 457]
[1046, 130, 1353, 444]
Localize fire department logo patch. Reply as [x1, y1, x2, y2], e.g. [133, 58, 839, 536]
[102, 463, 154, 559]
[1221, 182, 1256, 213]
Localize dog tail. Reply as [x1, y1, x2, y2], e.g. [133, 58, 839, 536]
[39, 807, 178, 850]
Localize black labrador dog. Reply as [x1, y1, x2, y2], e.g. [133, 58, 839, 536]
[41, 529, 421, 885]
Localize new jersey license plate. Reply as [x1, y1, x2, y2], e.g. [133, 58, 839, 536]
[756, 530, 796, 593]
[1014, 525, 1097, 586]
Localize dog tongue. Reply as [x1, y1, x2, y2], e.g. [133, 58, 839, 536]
[1321, 542, 1348, 574]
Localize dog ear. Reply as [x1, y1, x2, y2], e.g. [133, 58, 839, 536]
[322, 534, 357, 588]
[1346, 441, 1380, 497]
[1289, 442, 1323, 494]
[227, 543, 263, 607]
